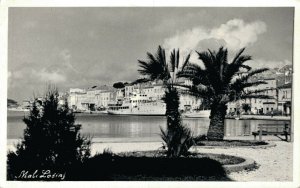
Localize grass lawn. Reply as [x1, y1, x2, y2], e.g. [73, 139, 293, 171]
[65, 150, 248, 181]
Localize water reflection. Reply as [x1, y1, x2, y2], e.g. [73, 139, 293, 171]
[7, 111, 290, 140]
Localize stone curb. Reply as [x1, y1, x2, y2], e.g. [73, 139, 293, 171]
[223, 156, 257, 173]
[193, 143, 276, 149]
[115, 150, 257, 173]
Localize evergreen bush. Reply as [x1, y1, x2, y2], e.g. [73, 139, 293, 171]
[7, 87, 91, 180]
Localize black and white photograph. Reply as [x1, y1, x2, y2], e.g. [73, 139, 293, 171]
[0, 1, 299, 187]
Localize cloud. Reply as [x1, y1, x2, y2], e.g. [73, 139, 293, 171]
[58, 49, 79, 73]
[163, 19, 267, 65]
[210, 19, 267, 49]
[163, 27, 209, 54]
[35, 69, 67, 83]
[8, 49, 74, 89]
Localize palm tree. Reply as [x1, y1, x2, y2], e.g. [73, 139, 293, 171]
[137, 45, 202, 157]
[178, 47, 271, 140]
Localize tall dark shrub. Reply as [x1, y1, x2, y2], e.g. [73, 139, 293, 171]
[7, 87, 91, 180]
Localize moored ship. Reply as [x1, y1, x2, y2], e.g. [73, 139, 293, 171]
[107, 92, 166, 116]
[183, 110, 211, 118]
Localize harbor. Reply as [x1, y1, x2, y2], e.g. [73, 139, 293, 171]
[7, 111, 290, 141]
[4, 6, 296, 184]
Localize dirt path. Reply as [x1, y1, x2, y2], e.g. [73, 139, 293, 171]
[197, 141, 293, 181]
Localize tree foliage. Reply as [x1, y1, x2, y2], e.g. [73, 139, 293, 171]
[178, 47, 271, 140]
[113, 82, 126, 89]
[137, 45, 202, 157]
[7, 87, 91, 180]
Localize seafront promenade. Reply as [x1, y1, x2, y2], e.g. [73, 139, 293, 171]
[226, 115, 291, 121]
[7, 135, 293, 181]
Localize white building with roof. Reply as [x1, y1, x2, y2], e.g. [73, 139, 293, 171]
[227, 78, 278, 115]
[68, 88, 88, 111]
[277, 82, 292, 116]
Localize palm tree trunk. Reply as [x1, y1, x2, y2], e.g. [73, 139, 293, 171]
[207, 103, 227, 141]
[164, 87, 181, 129]
[163, 87, 181, 157]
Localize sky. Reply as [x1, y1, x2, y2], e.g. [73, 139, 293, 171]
[7, 7, 294, 102]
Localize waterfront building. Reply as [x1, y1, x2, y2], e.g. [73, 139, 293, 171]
[68, 88, 88, 111]
[137, 80, 201, 111]
[68, 86, 119, 111]
[255, 78, 277, 114]
[116, 88, 125, 100]
[67, 79, 213, 112]
[227, 78, 277, 115]
[125, 84, 135, 98]
[179, 94, 201, 111]
[277, 82, 292, 116]
[140, 84, 165, 101]
[96, 89, 116, 109]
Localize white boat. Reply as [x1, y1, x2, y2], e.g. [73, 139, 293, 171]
[7, 107, 30, 112]
[183, 110, 211, 118]
[96, 110, 108, 114]
[107, 92, 166, 116]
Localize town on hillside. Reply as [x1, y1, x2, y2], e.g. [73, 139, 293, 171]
[9, 64, 292, 117]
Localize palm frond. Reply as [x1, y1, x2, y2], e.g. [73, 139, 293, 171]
[246, 68, 269, 78]
[238, 88, 276, 100]
[137, 46, 172, 82]
[240, 64, 252, 71]
[234, 68, 268, 84]
[196, 50, 221, 91]
[223, 48, 252, 85]
[178, 84, 213, 100]
[146, 52, 158, 64]
[196, 51, 213, 71]
[157, 45, 167, 67]
[175, 49, 180, 69]
[137, 60, 163, 80]
[177, 63, 211, 87]
[216, 47, 228, 82]
[170, 49, 176, 72]
[231, 48, 246, 65]
[181, 53, 191, 71]
[230, 80, 268, 92]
